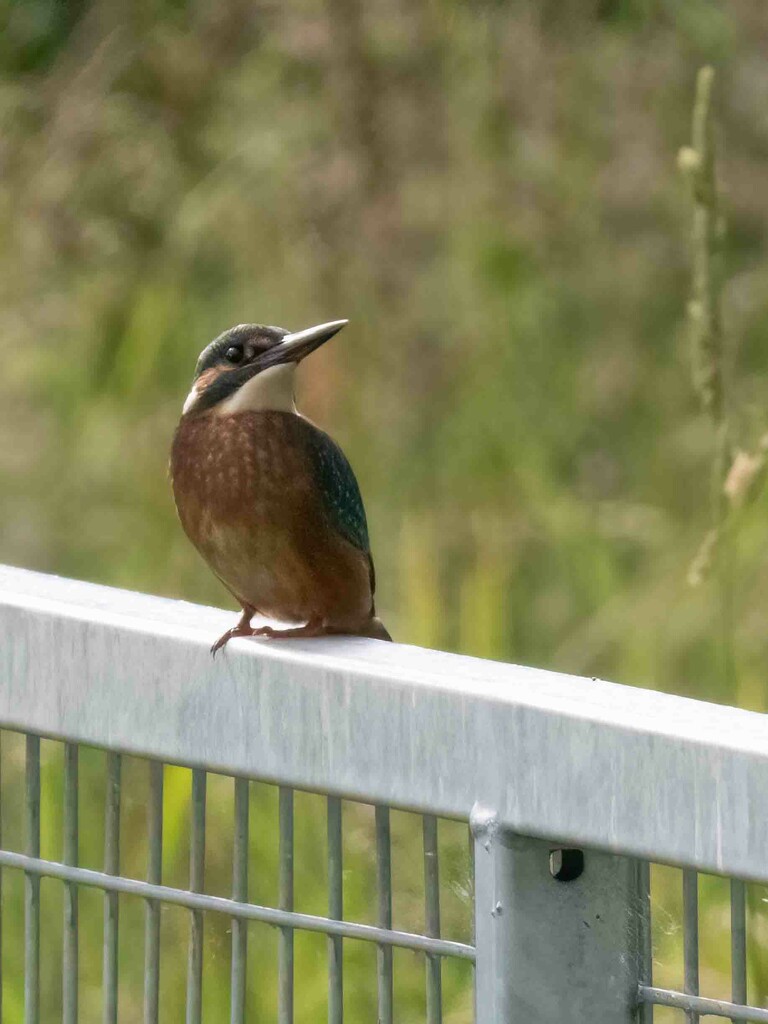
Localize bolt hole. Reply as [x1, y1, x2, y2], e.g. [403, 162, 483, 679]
[549, 848, 584, 882]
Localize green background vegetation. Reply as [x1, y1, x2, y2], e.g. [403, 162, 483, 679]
[1, 0, 767, 1019]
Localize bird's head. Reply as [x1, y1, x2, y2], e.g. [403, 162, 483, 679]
[181, 319, 348, 417]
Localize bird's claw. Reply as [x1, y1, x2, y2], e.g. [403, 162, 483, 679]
[210, 623, 282, 654]
[251, 625, 278, 638]
[210, 630, 236, 655]
[211, 620, 331, 653]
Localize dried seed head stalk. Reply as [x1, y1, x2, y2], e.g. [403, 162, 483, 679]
[680, 67, 732, 587]
[723, 438, 768, 510]
[679, 66, 726, 429]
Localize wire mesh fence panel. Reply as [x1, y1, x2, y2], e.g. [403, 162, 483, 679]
[638, 862, 768, 1024]
[0, 729, 475, 1023]
[3, 727, 768, 1022]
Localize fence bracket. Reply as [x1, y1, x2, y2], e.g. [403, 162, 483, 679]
[471, 803, 641, 1023]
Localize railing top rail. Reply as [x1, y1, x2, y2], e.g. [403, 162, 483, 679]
[2, 563, 767, 882]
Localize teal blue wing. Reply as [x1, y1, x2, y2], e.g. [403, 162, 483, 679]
[302, 423, 370, 554]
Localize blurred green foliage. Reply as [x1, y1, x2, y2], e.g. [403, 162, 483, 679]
[1, 0, 768, 1019]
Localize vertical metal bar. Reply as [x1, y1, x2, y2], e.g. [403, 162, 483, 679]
[470, 805, 641, 1024]
[468, 823, 475, 947]
[683, 869, 700, 1024]
[25, 734, 40, 1024]
[327, 796, 343, 1024]
[0, 731, 3, 1024]
[637, 860, 653, 1024]
[103, 752, 121, 1024]
[144, 761, 163, 1024]
[730, 878, 747, 1015]
[278, 786, 294, 1024]
[231, 777, 249, 1024]
[63, 743, 79, 1024]
[375, 805, 393, 1024]
[423, 815, 442, 1024]
[186, 769, 206, 1024]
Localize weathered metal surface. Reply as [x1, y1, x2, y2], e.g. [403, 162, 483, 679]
[0, 734, 3, 1022]
[2, 565, 768, 881]
[25, 735, 40, 1024]
[186, 769, 206, 1024]
[144, 760, 163, 1024]
[327, 796, 343, 1024]
[278, 786, 294, 1024]
[471, 806, 640, 1024]
[62, 743, 78, 1024]
[231, 777, 248, 1024]
[637, 860, 653, 1024]
[0, 850, 475, 958]
[103, 752, 121, 1024]
[683, 869, 700, 1024]
[375, 805, 393, 1024]
[731, 879, 747, 1008]
[423, 814, 442, 1024]
[641, 987, 768, 1023]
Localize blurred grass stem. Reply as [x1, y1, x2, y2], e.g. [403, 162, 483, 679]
[681, 67, 735, 697]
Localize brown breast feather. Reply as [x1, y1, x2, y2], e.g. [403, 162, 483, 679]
[171, 410, 372, 626]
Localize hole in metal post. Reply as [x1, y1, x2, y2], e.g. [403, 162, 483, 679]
[549, 849, 584, 882]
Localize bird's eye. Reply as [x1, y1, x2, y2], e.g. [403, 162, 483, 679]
[224, 345, 244, 364]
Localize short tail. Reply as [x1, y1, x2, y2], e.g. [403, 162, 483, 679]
[360, 616, 392, 641]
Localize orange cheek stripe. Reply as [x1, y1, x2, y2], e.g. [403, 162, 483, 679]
[196, 367, 225, 389]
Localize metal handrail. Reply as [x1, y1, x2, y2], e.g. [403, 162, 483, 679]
[2, 563, 768, 883]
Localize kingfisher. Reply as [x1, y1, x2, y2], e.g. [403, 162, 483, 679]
[170, 319, 391, 653]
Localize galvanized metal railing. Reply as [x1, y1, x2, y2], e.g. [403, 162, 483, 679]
[1, 563, 768, 1022]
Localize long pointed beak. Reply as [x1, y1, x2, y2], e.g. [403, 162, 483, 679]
[265, 319, 348, 368]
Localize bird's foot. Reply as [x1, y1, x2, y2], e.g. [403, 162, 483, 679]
[211, 624, 254, 655]
[211, 617, 327, 653]
[210, 606, 257, 655]
[249, 621, 326, 640]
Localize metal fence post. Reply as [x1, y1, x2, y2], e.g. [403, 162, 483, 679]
[471, 804, 641, 1024]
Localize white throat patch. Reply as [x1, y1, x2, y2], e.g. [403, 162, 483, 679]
[182, 363, 299, 416]
[182, 386, 201, 415]
[216, 362, 297, 415]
